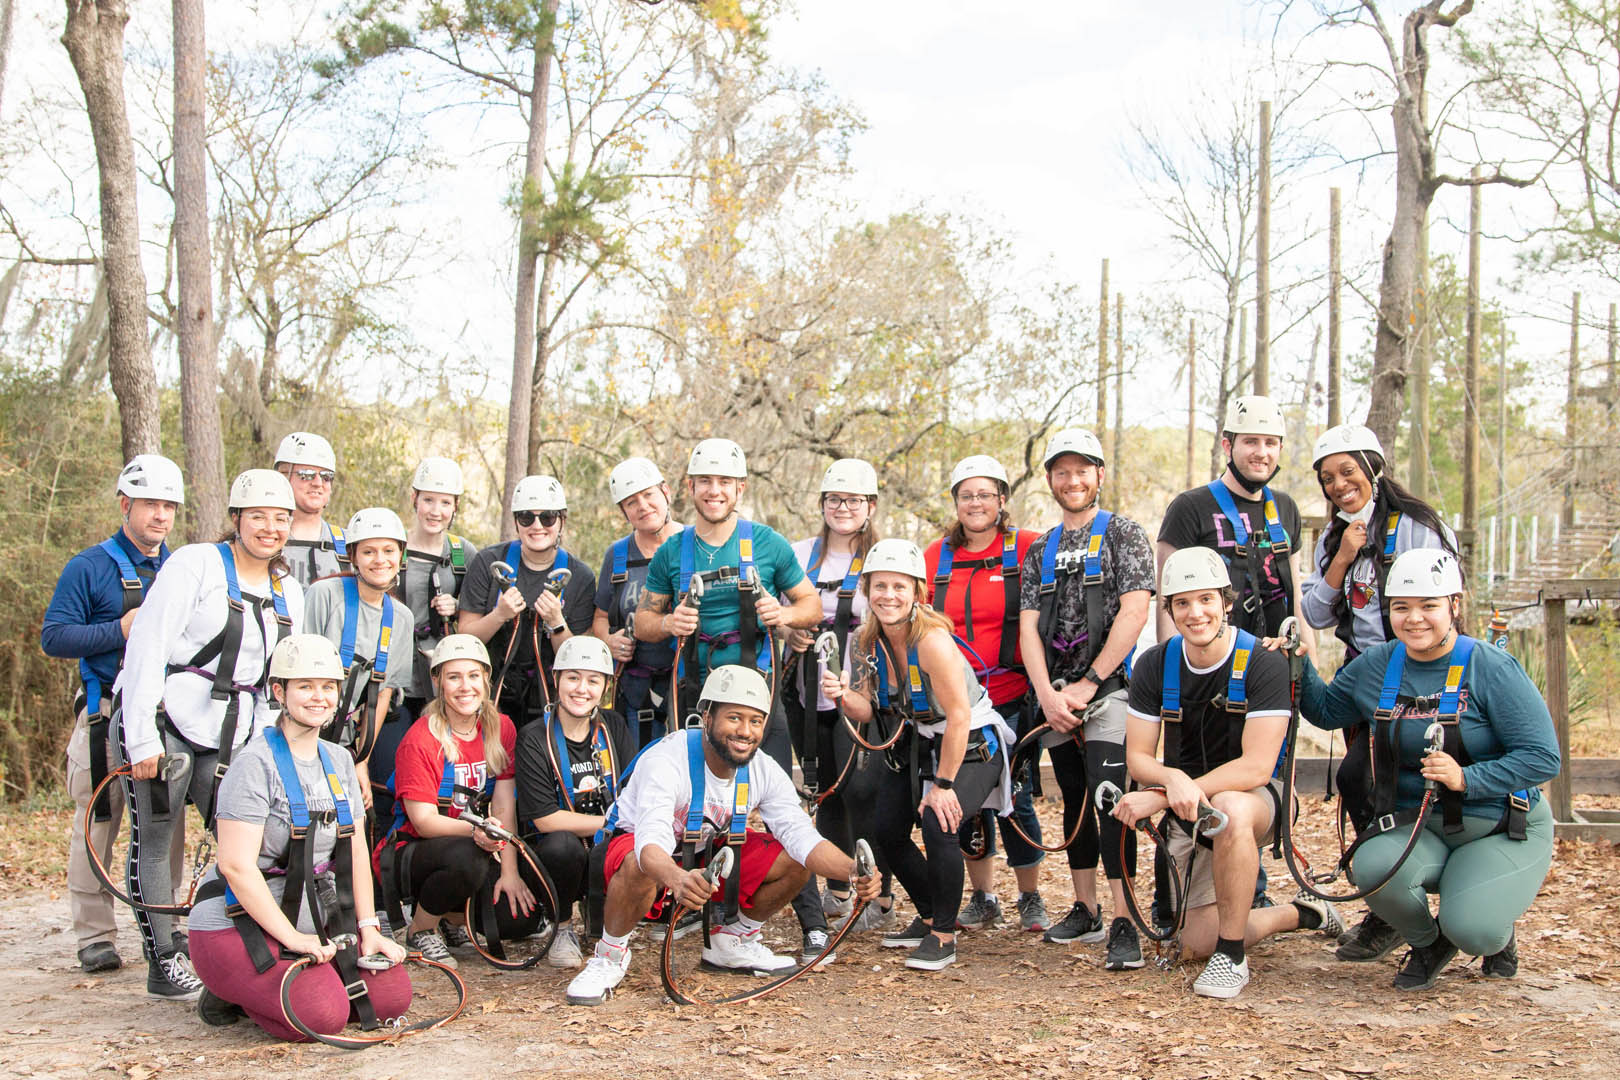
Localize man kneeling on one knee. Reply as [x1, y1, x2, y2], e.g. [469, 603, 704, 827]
[1110, 548, 1342, 999]
[565, 665, 880, 1005]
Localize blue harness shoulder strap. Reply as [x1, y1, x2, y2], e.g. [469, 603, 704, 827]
[339, 575, 394, 678]
[1161, 636, 1184, 721]
[611, 535, 632, 585]
[329, 523, 348, 562]
[681, 726, 747, 848]
[505, 540, 521, 575]
[1381, 511, 1402, 564]
[1206, 482, 1289, 554]
[80, 539, 166, 705]
[549, 708, 619, 808]
[1227, 629, 1256, 711]
[874, 640, 930, 717]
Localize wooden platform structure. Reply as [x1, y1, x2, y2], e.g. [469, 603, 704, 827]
[1540, 578, 1620, 841]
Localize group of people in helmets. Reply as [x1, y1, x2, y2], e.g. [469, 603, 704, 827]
[38, 393, 1559, 1040]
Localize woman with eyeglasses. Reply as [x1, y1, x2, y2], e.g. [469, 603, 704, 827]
[784, 459, 896, 954]
[458, 475, 597, 730]
[274, 432, 348, 588]
[116, 469, 307, 1000]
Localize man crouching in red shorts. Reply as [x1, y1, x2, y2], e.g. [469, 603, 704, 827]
[565, 665, 879, 1005]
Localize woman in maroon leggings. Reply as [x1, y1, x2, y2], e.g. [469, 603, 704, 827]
[189, 634, 409, 1040]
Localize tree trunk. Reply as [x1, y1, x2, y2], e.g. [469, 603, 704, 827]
[501, 0, 560, 537]
[526, 244, 559, 473]
[171, 0, 226, 539]
[62, 0, 160, 460]
[1, 0, 17, 119]
[1364, 4, 1455, 450]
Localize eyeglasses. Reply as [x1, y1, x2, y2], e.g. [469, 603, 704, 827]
[955, 492, 1002, 504]
[514, 510, 564, 528]
[823, 495, 869, 510]
[240, 510, 292, 529]
[291, 469, 336, 485]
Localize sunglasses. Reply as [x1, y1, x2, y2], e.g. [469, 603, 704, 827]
[514, 510, 564, 528]
[291, 468, 336, 484]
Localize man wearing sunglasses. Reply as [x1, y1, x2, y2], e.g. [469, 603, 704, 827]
[459, 475, 597, 729]
[275, 432, 348, 587]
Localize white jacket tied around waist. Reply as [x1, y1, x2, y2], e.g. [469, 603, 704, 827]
[116, 543, 306, 764]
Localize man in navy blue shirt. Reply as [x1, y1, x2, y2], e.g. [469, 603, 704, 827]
[41, 455, 184, 973]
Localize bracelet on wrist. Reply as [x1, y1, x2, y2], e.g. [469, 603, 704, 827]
[933, 776, 955, 791]
[357, 916, 380, 930]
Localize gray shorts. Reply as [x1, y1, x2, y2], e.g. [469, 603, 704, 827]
[1164, 778, 1289, 911]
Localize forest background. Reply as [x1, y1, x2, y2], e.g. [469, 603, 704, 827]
[5, 0, 1620, 800]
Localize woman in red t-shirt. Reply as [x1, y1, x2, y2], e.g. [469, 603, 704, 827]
[385, 634, 535, 966]
[921, 455, 1047, 934]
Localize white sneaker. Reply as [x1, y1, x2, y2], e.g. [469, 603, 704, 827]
[1192, 952, 1250, 999]
[547, 925, 584, 969]
[700, 924, 796, 974]
[565, 943, 631, 1006]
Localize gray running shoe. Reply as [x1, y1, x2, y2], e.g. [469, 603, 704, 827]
[956, 890, 1003, 931]
[406, 928, 457, 969]
[821, 886, 853, 919]
[1104, 917, 1144, 970]
[1016, 891, 1050, 933]
[1043, 901, 1105, 944]
[841, 899, 896, 933]
[1335, 908, 1403, 961]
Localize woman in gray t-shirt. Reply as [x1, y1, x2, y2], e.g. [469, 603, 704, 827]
[189, 635, 410, 1042]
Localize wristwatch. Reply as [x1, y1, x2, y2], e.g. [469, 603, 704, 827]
[1081, 665, 1104, 686]
[933, 776, 955, 791]
[548, 623, 567, 635]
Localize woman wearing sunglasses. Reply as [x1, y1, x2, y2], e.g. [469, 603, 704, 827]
[458, 475, 596, 730]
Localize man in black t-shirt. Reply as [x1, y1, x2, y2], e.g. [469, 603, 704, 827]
[514, 636, 634, 970]
[459, 475, 597, 729]
[1113, 548, 1341, 1000]
[1156, 395, 1312, 646]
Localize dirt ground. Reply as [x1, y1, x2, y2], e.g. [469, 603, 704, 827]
[2, 796, 1618, 1079]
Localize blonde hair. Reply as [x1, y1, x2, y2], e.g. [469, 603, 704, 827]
[424, 664, 508, 776]
[853, 574, 955, 696]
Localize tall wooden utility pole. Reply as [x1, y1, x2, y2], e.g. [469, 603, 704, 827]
[1328, 187, 1342, 428]
[1498, 322, 1508, 519]
[1236, 308, 1248, 397]
[1463, 168, 1482, 589]
[1410, 207, 1432, 501]
[1098, 259, 1109, 437]
[1255, 100, 1271, 396]
[1566, 292, 1581, 528]
[1186, 319, 1197, 490]
[1112, 292, 1125, 508]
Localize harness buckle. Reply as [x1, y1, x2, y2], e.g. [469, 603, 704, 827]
[1241, 593, 1261, 613]
[1160, 708, 1183, 723]
[1082, 570, 1103, 587]
[1508, 791, 1532, 813]
[344, 977, 368, 1001]
[213, 759, 231, 781]
[1373, 813, 1397, 835]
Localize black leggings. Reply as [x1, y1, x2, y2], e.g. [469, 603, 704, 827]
[1336, 722, 1375, 834]
[530, 829, 590, 922]
[761, 698, 826, 932]
[800, 708, 894, 898]
[1048, 738, 1135, 878]
[407, 836, 542, 939]
[873, 735, 1001, 935]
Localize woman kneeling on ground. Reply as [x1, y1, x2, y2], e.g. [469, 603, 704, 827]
[189, 635, 409, 1040]
[1293, 549, 1559, 990]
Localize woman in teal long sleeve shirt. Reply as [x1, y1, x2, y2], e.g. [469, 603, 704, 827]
[1296, 549, 1559, 992]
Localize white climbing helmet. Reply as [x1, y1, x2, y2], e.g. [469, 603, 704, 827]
[274, 432, 337, 471]
[699, 665, 773, 715]
[345, 507, 407, 546]
[861, 538, 927, 580]
[1311, 424, 1385, 472]
[949, 454, 1009, 494]
[609, 456, 666, 504]
[1042, 428, 1106, 469]
[269, 634, 344, 681]
[412, 457, 464, 496]
[117, 454, 186, 505]
[513, 474, 567, 513]
[820, 458, 879, 497]
[228, 468, 296, 512]
[430, 633, 492, 673]
[687, 438, 747, 479]
[1160, 547, 1232, 596]
[1223, 396, 1287, 439]
[553, 635, 616, 677]
[1384, 548, 1465, 599]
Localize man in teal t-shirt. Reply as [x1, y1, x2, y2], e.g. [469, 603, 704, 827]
[633, 437, 828, 958]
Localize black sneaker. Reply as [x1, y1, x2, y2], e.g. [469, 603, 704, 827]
[1042, 901, 1105, 944]
[171, 929, 190, 957]
[196, 987, 244, 1026]
[1335, 909, 1404, 962]
[800, 928, 836, 968]
[77, 942, 121, 974]
[1104, 917, 1144, 970]
[882, 915, 932, 949]
[904, 935, 957, 971]
[1392, 932, 1458, 992]
[440, 919, 472, 949]
[1150, 902, 1175, 939]
[147, 951, 204, 1001]
[1481, 929, 1518, 979]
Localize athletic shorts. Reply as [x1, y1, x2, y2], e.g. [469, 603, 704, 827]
[1165, 778, 1289, 911]
[603, 828, 786, 920]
